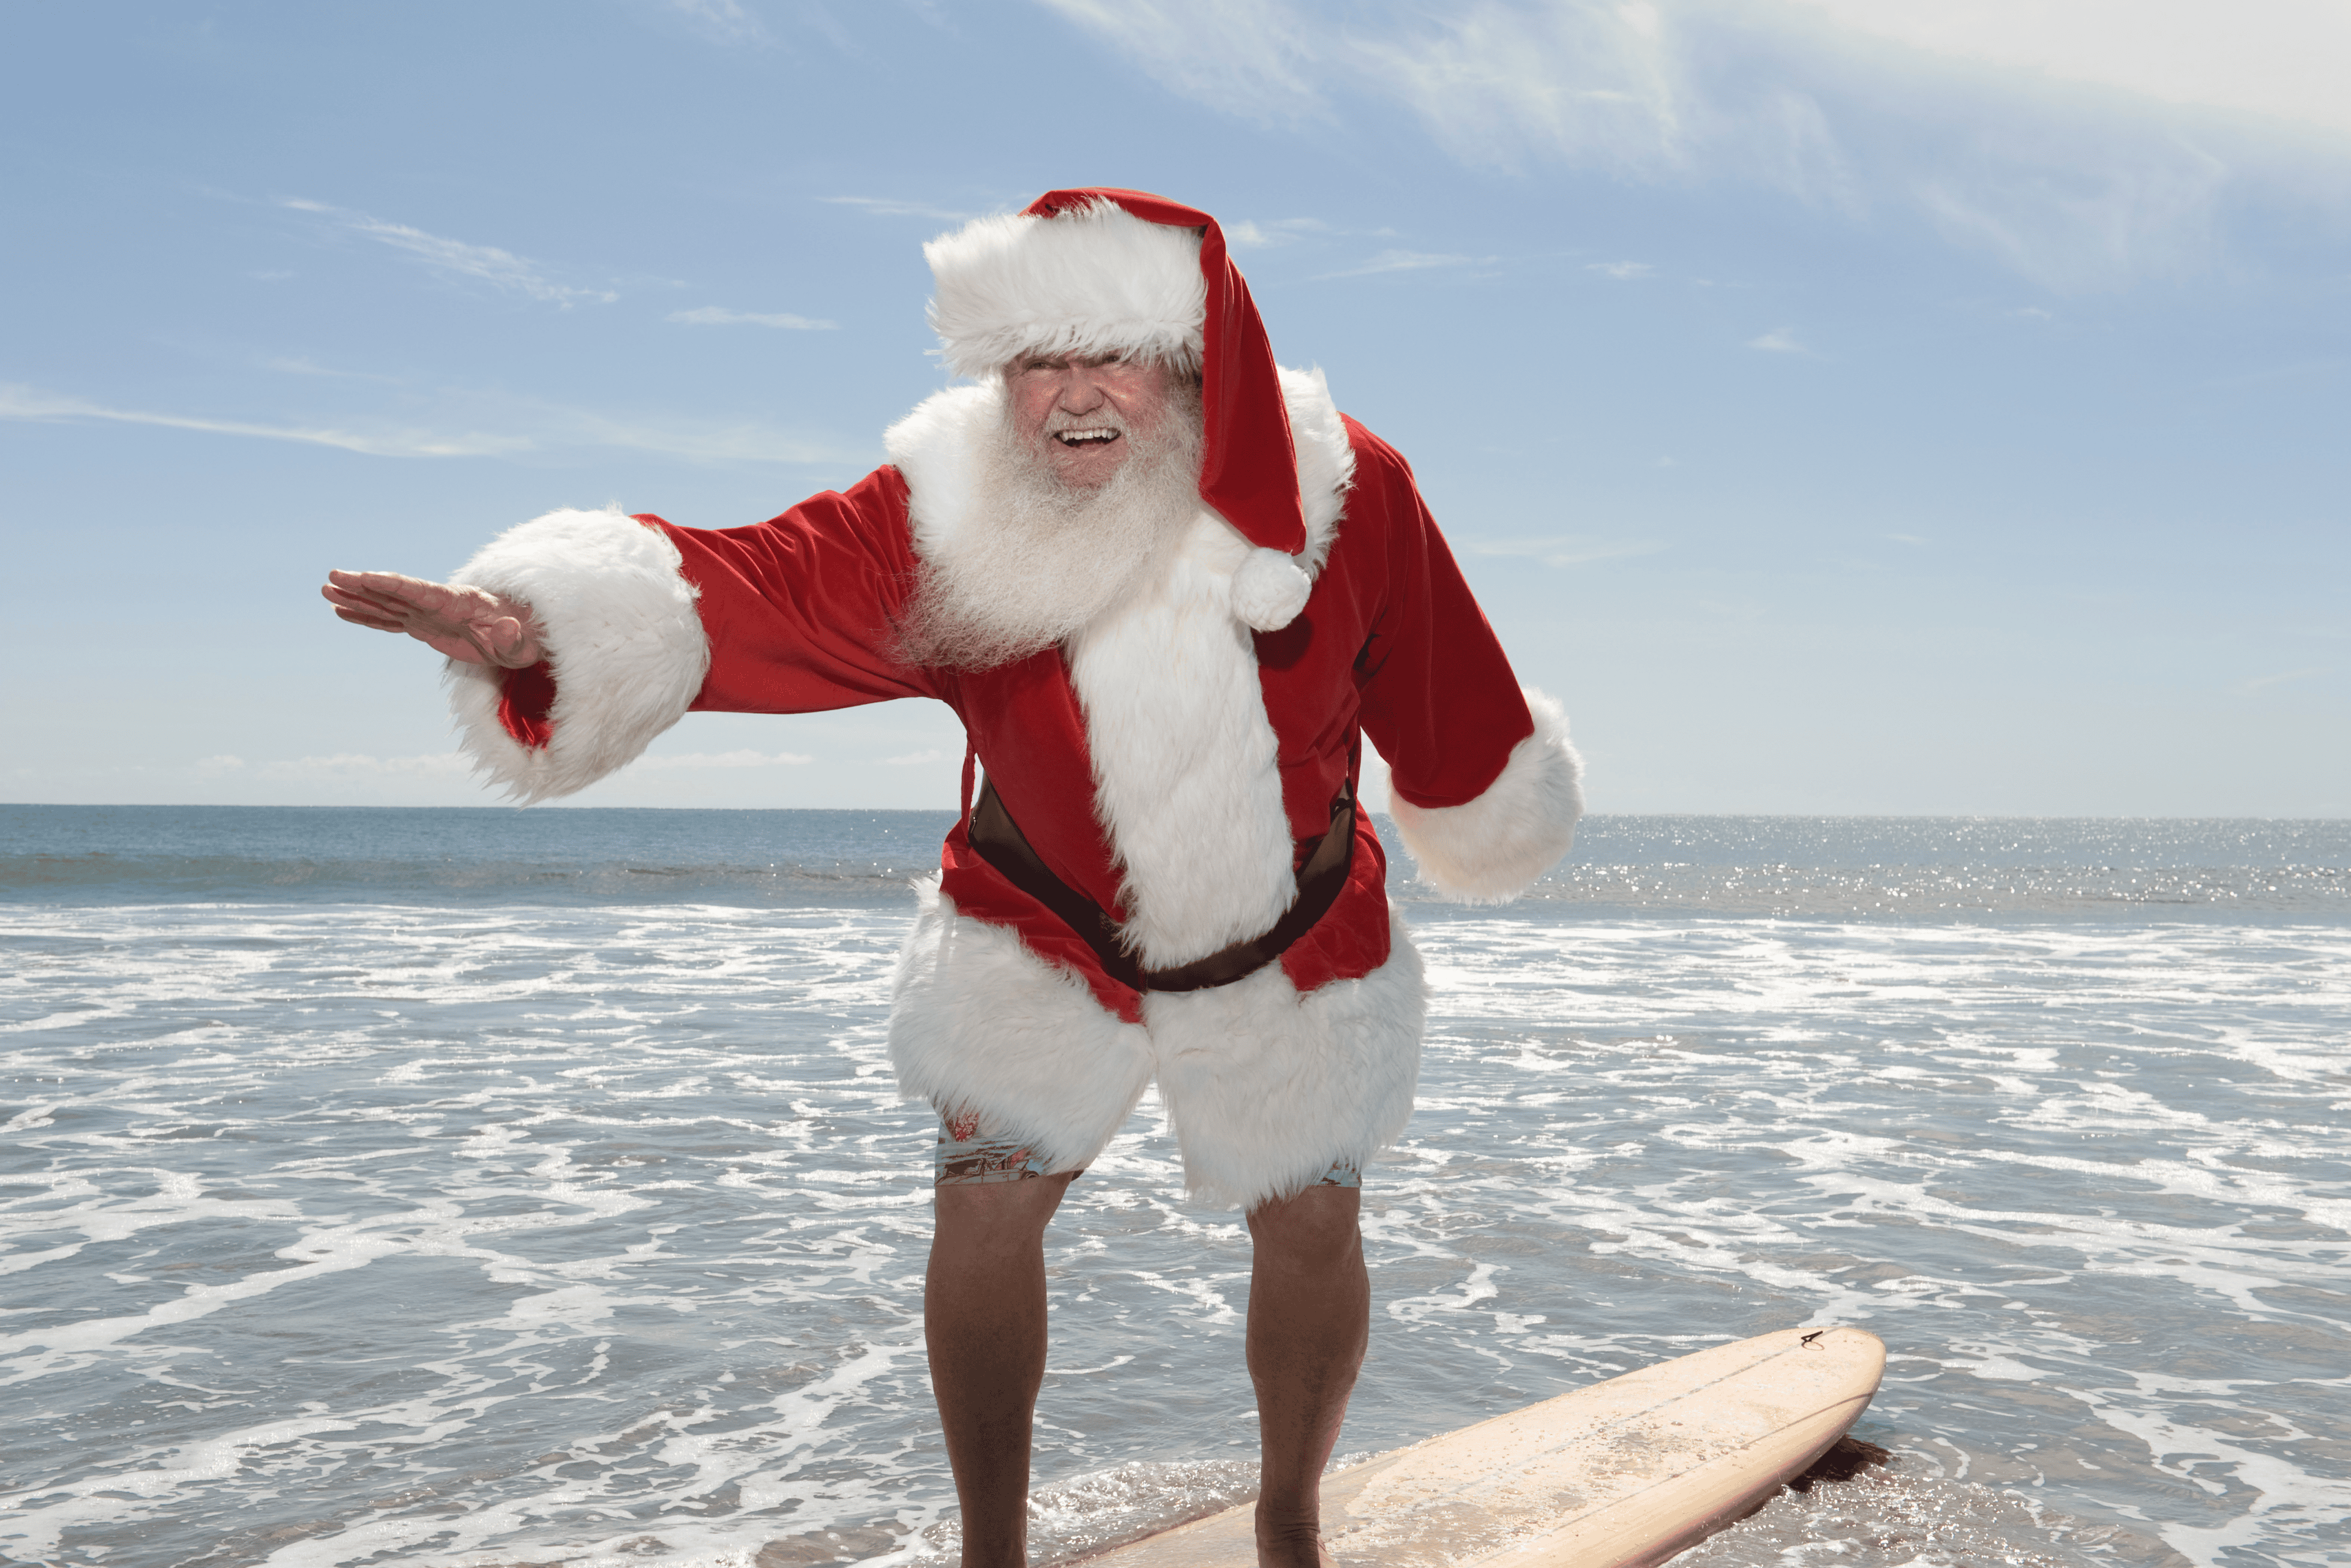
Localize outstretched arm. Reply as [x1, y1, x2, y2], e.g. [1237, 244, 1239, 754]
[321, 569, 546, 668]
[327, 482, 926, 804]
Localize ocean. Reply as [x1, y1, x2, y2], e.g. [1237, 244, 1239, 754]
[2, 805, 2345, 1568]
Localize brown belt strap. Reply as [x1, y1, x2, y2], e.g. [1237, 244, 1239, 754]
[969, 777, 1357, 994]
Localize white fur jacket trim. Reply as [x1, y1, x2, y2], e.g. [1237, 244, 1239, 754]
[444, 507, 709, 805]
[885, 367, 1354, 968]
[1390, 686, 1585, 903]
[890, 879, 1427, 1209]
[883, 364, 1351, 578]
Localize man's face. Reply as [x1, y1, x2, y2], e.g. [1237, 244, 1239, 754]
[1003, 351, 1183, 490]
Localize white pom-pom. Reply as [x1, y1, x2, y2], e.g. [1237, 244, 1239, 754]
[1232, 547, 1312, 631]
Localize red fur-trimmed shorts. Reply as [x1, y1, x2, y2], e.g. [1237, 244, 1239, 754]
[934, 1109, 1362, 1189]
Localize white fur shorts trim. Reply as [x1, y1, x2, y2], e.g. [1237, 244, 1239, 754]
[888, 883, 1425, 1209]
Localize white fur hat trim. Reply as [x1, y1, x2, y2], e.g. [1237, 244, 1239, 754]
[1232, 547, 1312, 631]
[926, 202, 1206, 380]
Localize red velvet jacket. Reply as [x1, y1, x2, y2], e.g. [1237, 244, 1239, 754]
[494, 416, 1533, 1023]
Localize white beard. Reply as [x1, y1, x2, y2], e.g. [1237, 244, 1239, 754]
[896, 394, 1204, 670]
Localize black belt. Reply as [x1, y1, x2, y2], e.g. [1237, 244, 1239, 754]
[969, 776, 1357, 994]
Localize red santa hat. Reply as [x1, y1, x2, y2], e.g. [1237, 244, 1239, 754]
[924, 189, 1310, 576]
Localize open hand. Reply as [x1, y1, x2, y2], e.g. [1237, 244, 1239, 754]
[322, 570, 546, 667]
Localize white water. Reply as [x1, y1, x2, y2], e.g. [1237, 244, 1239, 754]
[5, 899, 2346, 1567]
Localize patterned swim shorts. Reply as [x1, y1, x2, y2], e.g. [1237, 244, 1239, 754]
[933, 1108, 1362, 1189]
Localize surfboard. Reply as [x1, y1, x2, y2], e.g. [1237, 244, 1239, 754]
[1072, 1325, 1886, 1568]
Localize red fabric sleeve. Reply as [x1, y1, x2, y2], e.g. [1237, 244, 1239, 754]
[1346, 427, 1535, 809]
[488, 468, 937, 746]
[497, 661, 557, 746]
[662, 465, 943, 714]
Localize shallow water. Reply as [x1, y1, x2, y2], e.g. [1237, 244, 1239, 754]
[5, 838, 2346, 1568]
[7, 807, 2345, 920]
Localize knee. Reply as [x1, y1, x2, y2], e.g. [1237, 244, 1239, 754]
[932, 1170, 1075, 1255]
[1247, 1185, 1362, 1273]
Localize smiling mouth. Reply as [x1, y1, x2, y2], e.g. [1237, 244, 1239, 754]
[1053, 428, 1122, 448]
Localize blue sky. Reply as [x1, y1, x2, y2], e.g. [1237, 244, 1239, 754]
[3, 0, 2345, 814]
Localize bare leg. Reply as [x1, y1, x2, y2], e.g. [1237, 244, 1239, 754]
[1247, 1184, 1368, 1568]
[926, 1171, 1077, 1568]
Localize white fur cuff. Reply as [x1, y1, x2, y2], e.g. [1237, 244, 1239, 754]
[1390, 687, 1584, 903]
[444, 507, 710, 804]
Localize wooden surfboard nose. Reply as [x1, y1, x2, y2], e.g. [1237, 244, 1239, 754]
[1070, 1325, 1888, 1568]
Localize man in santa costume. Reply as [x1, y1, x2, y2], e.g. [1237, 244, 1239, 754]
[324, 189, 1581, 1567]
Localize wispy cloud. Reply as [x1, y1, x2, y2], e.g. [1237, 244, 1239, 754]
[2243, 666, 2328, 692]
[822, 195, 984, 222]
[264, 356, 399, 382]
[0, 382, 528, 459]
[246, 753, 476, 781]
[1780, 0, 2351, 140]
[1586, 260, 1654, 279]
[205, 748, 817, 778]
[1038, 0, 2351, 290]
[1044, 0, 1705, 179]
[555, 405, 860, 465]
[1314, 249, 1480, 280]
[632, 749, 814, 768]
[1747, 327, 1805, 352]
[883, 749, 948, 766]
[2203, 357, 2350, 391]
[668, 0, 764, 44]
[1, 380, 862, 466]
[283, 198, 617, 307]
[1470, 535, 1668, 568]
[1226, 217, 1332, 249]
[668, 306, 839, 331]
[1349, 1, 1703, 179]
[1037, 0, 1332, 121]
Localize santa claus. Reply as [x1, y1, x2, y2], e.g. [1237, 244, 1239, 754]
[323, 189, 1582, 1568]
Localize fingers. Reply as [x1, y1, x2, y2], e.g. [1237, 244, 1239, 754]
[322, 583, 406, 631]
[327, 569, 495, 619]
[322, 580, 405, 611]
[323, 568, 542, 666]
[328, 568, 445, 596]
[327, 568, 439, 606]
